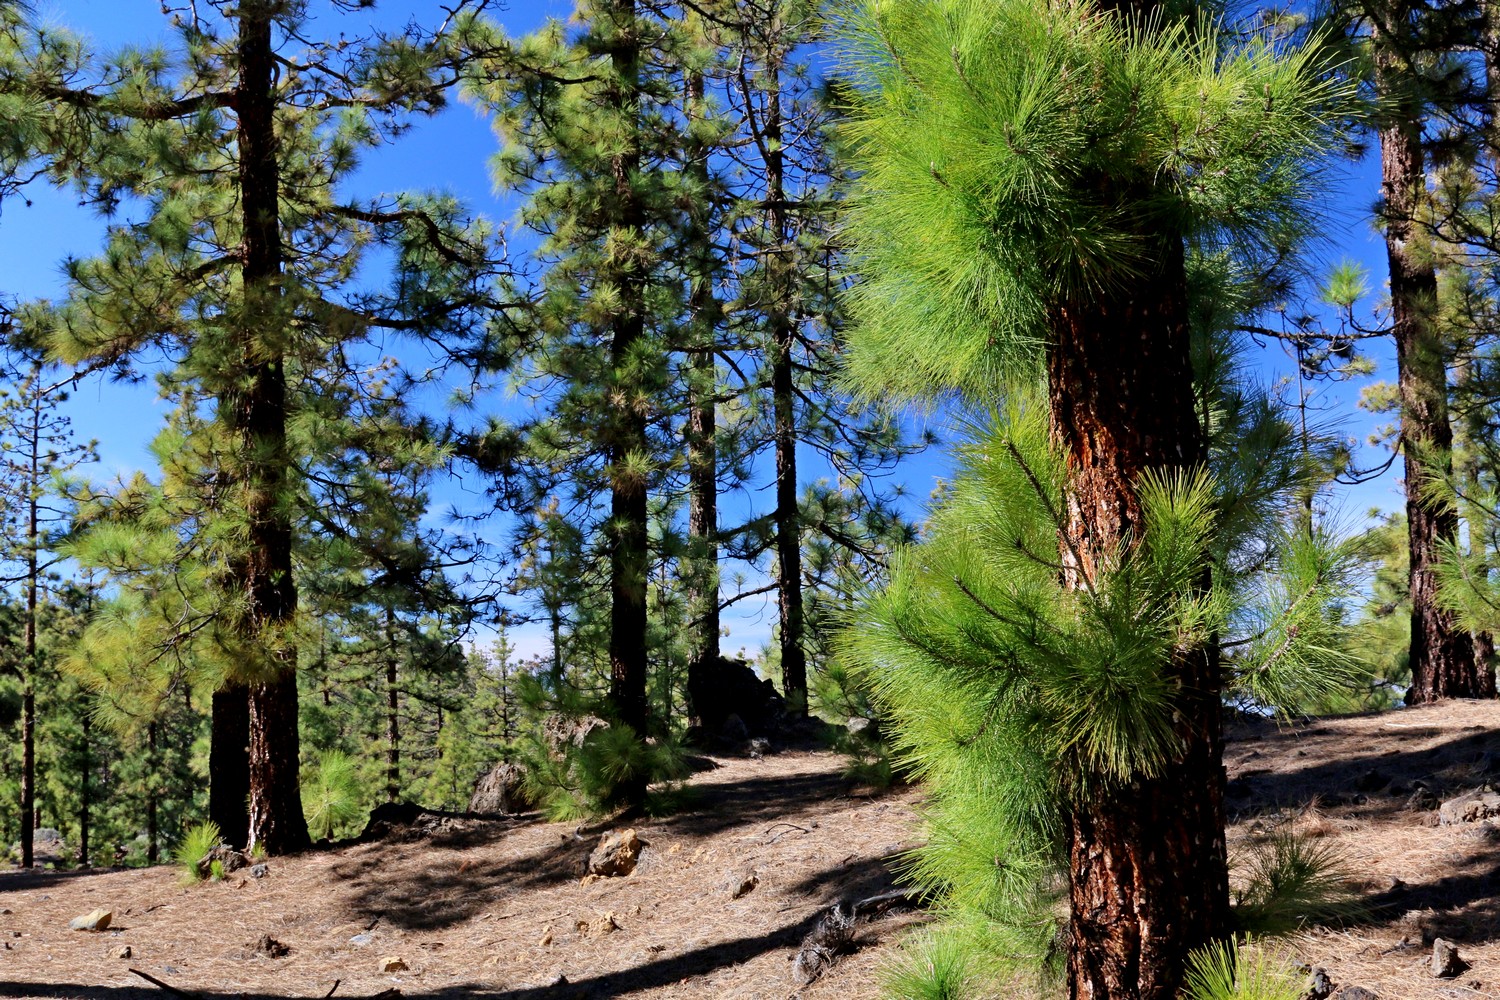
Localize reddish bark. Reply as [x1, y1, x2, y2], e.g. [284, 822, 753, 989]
[231, 1, 309, 852]
[1374, 21, 1489, 702]
[1049, 233, 1230, 999]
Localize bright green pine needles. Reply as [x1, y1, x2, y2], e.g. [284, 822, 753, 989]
[842, 396, 1365, 982]
[833, 0, 1351, 402]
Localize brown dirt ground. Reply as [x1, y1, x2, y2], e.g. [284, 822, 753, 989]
[4, 701, 1500, 1000]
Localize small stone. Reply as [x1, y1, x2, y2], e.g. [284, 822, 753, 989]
[349, 933, 373, 947]
[1407, 786, 1441, 812]
[1355, 768, 1390, 792]
[731, 874, 759, 899]
[248, 863, 269, 879]
[747, 737, 771, 758]
[1332, 989, 1378, 1000]
[252, 935, 290, 958]
[380, 956, 408, 973]
[0, 908, 10, 915]
[69, 908, 112, 932]
[537, 926, 553, 947]
[1439, 789, 1500, 825]
[1304, 966, 1334, 999]
[112, 945, 132, 959]
[588, 828, 646, 877]
[576, 911, 620, 936]
[162, 966, 180, 976]
[1432, 939, 1468, 979]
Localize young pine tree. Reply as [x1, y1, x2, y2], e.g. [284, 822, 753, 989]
[835, 2, 1352, 995]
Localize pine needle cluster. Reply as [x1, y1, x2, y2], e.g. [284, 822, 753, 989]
[833, 0, 1352, 402]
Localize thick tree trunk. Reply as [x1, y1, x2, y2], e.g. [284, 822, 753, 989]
[209, 683, 251, 846]
[604, 0, 651, 761]
[1375, 25, 1488, 702]
[764, 52, 808, 715]
[234, 2, 309, 853]
[684, 66, 722, 725]
[1049, 229, 1229, 999]
[248, 671, 305, 851]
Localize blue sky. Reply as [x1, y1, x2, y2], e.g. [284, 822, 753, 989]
[0, 1, 1407, 662]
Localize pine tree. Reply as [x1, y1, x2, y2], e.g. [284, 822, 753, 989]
[835, 2, 1351, 995]
[0, 349, 96, 868]
[10, 1, 503, 852]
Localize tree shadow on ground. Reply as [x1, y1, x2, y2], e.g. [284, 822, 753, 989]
[0, 906, 853, 1000]
[327, 829, 595, 931]
[1226, 716, 1500, 946]
[0, 865, 135, 894]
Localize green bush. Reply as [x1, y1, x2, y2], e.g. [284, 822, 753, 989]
[172, 820, 221, 885]
[1183, 942, 1304, 1000]
[302, 750, 367, 841]
[1233, 831, 1361, 935]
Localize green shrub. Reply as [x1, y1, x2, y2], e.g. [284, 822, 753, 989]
[302, 750, 367, 841]
[1183, 942, 1304, 1000]
[172, 820, 221, 885]
[1233, 831, 1361, 935]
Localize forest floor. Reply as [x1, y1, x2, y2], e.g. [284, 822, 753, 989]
[2, 700, 1500, 1000]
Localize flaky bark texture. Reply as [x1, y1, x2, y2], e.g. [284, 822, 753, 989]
[1049, 234, 1230, 999]
[233, 2, 309, 853]
[1375, 21, 1489, 702]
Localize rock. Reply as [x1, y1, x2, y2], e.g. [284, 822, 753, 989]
[1303, 966, 1334, 999]
[112, 946, 132, 959]
[732, 873, 759, 899]
[575, 911, 620, 936]
[720, 713, 749, 743]
[1407, 786, 1441, 812]
[1439, 789, 1500, 825]
[196, 843, 249, 880]
[1432, 939, 1468, 978]
[349, 933, 374, 947]
[686, 656, 784, 738]
[252, 935, 290, 958]
[1355, 768, 1390, 792]
[469, 761, 534, 814]
[1332, 989, 1378, 1000]
[69, 909, 112, 932]
[248, 863, 269, 879]
[33, 828, 62, 845]
[380, 956, 408, 973]
[588, 828, 646, 877]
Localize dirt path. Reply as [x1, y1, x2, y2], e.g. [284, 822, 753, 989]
[6, 701, 1500, 1000]
[0, 749, 924, 1000]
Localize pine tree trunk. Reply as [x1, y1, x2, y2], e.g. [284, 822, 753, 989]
[209, 683, 251, 846]
[20, 401, 39, 870]
[234, 2, 309, 853]
[386, 607, 400, 804]
[1375, 22, 1488, 702]
[79, 707, 90, 866]
[146, 722, 159, 866]
[764, 50, 808, 715]
[605, 0, 651, 759]
[684, 66, 722, 725]
[1049, 222, 1229, 1000]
